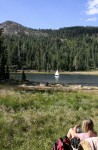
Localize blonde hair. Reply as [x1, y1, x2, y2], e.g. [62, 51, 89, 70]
[82, 119, 94, 132]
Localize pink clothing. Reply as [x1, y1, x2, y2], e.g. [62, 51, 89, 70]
[76, 132, 97, 141]
[76, 133, 90, 140]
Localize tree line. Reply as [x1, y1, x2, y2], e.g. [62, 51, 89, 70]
[1, 26, 98, 79]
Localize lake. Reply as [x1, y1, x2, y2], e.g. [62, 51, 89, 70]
[11, 73, 98, 86]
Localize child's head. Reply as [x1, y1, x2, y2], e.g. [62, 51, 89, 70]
[82, 119, 94, 132]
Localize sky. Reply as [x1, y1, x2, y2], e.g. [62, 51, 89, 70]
[0, 0, 98, 29]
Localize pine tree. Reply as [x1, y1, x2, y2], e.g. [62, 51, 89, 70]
[0, 28, 9, 80]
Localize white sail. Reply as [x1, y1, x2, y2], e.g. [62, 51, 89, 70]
[55, 70, 59, 76]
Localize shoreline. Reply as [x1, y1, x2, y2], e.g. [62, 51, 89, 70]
[11, 70, 98, 75]
[1, 79, 98, 92]
[12, 70, 98, 76]
[17, 82, 98, 92]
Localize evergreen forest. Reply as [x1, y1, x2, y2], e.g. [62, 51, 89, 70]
[1, 21, 98, 78]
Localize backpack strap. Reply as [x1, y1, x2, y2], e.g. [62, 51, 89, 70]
[57, 138, 64, 150]
[63, 136, 73, 150]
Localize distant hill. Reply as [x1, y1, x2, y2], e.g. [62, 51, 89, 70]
[1, 20, 98, 38]
[0, 20, 48, 37]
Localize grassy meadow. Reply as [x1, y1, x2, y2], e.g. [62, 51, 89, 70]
[0, 86, 98, 150]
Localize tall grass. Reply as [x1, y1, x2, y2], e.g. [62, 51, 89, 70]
[0, 88, 98, 150]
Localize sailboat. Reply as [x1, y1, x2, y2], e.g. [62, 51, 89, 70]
[55, 70, 59, 76]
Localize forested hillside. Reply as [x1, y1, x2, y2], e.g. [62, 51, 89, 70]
[1, 21, 98, 72]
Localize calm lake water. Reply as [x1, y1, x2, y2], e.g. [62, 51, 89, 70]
[11, 73, 98, 86]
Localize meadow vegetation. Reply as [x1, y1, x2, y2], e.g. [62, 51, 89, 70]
[0, 86, 98, 150]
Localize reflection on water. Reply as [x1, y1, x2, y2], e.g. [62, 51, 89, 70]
[54, 76, 59, 82]
[11, 73, 98, 86]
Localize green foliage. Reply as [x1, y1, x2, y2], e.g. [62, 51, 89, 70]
[2, 26, 98, 72]
[0, 88, 98, 150]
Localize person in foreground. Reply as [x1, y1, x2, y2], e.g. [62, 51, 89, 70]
[67, 119, 97, 141]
